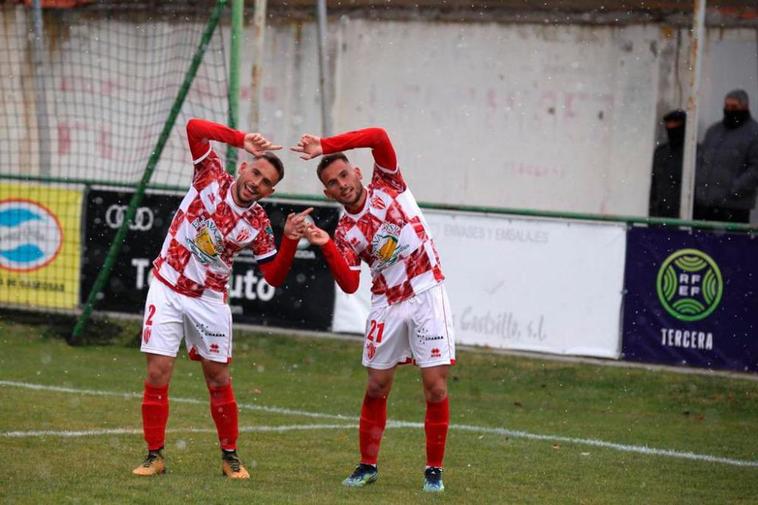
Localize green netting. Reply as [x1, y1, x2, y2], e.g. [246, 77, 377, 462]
[0, 1, 229, 313]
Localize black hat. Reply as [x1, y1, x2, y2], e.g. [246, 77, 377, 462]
[663, 109, 686, 122]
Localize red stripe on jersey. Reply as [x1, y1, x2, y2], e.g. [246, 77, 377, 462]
[205, 270, 227, 292]
[410, 216, 427, 241]
[153, 257, 164, 272]
[175, 273, 204, 297]
[384, 200, 409, 228]
[218, 177, 232, 201]
[169, 209, 184, 236]
[405, 246, 432, 280]
[166, 238, 192, 273]
[385, 281, 415, 305]
[214, 201, 236, 235]
[371, 168, 406, 194]
[185, 195, 206, 223]
[193, 157, 218, 191]
[356, 213, 383, 243]
[243, 209, 262, 229]
[371, 274, 388, 295]
[432, 264, 445, 283]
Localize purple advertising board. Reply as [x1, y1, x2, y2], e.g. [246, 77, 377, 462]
[622, 226, 757, 373]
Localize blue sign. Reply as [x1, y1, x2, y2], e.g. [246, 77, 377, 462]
[622, 227, 757, 373]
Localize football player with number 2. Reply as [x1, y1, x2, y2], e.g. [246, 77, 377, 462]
[133, 118, 312, 479]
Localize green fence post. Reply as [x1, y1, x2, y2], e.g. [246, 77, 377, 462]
[225, 0, 243, 174]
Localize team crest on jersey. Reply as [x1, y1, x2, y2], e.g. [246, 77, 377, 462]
[371, 223, 408, 268]
[371, 195, 386, 210]
[187, 218, 223, 265]
[235, 228, 251, 243]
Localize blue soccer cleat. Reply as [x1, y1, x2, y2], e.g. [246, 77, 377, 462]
[423, 467, 445, 492]
[342, 463, 378, 487]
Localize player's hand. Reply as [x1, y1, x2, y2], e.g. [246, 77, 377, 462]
[304, 223, 330, 246]
[284, 207, 314, 240]
[290, 134, 323, 160]
[244, 133, 282, 157]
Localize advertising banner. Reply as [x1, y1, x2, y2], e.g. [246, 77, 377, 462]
[0, 183, 82, 309]
[82, 189, 339, 331]
[333, 211, 627, 358]
[622, 227, 758, 373]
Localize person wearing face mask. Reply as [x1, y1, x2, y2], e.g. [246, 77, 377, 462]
[694, 89, 758, 223]
[649, 109, 687, 218]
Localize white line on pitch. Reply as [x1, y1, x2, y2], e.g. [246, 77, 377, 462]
[1, 380, 756, 468]
[1, 424, 355, 439]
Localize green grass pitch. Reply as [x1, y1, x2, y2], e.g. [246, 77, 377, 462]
[0, 314, 756, 504]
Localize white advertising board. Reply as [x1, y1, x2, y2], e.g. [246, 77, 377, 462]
[333, 211, 627, 358]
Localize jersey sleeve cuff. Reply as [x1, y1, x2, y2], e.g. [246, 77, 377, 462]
[255, 249, 277, 264]
[375, 162, 400, 174]
[193, 145, 213, 165]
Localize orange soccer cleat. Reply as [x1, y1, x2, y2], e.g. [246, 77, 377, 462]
[132, 449, 166, 476]
[221, 450, 250, 479]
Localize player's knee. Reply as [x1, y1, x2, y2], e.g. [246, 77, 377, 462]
[202, 364, 230, 388]
[145, 367, 170, 386]
[423, 383, 448, 403]
[205, 375, 230, 389]
[366, 380, 391, 398]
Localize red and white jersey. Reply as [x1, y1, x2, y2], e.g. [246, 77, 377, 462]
[327, 129, 445, 307]
[152, 121, 276, 300]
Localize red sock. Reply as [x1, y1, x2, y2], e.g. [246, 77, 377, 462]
[425, 396, 449, 468]
[359, 393, 387, 465]
[209, 383, 238, 451]
[141, 382, 169, 451]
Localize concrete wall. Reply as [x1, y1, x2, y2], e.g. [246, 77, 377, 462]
[249, 18, 661, 216]
[2, 5, 757, 219]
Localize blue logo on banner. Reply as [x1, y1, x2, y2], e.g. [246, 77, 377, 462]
[0, 200, 62, 272]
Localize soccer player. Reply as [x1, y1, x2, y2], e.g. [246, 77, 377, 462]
[133, 118, 310, 479]
[291, 128, 455, 492]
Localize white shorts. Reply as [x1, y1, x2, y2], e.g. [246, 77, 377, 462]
[140, 279, 233, 363]
[362, 283, 456, 369]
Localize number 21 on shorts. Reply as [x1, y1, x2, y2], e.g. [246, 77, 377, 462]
[367, 320, 384, 343]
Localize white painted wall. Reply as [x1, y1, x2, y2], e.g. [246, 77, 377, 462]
[3, 6, 757, 220]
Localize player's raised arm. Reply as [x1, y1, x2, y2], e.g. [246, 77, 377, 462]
[322, 128, 397, 171]
[304, 224, 360, 294]
[186, 118, 281, 163]
[291, 128, 397, 170]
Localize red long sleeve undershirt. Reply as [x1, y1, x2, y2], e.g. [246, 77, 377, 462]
[320, 127, 397, 170]
[258, 235, 298, 288]
[186, 118, 245, 160]
[319, 239, 360, 293]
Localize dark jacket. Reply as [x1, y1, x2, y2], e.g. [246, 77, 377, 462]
[649, 142, 683, 218]
[695, 118, 758, 210]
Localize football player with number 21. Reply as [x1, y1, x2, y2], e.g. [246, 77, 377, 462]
[292, 127, 455, 493]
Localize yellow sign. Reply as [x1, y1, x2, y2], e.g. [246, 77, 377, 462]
[0, 183, 82, 309]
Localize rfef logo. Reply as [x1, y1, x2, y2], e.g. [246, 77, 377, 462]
[656, 248, 723, 322]
[0, 199, 63, 272]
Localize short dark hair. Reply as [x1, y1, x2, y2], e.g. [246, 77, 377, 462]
[256, 151, 284, 183]
[316, 152, 349, 182]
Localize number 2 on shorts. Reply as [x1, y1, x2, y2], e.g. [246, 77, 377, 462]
[145, 304, 156, 326]
[367, 320, 385, 343]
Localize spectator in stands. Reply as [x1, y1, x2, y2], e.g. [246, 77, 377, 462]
[649, 109, 686, 218]
[694, 89, 758, 223]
